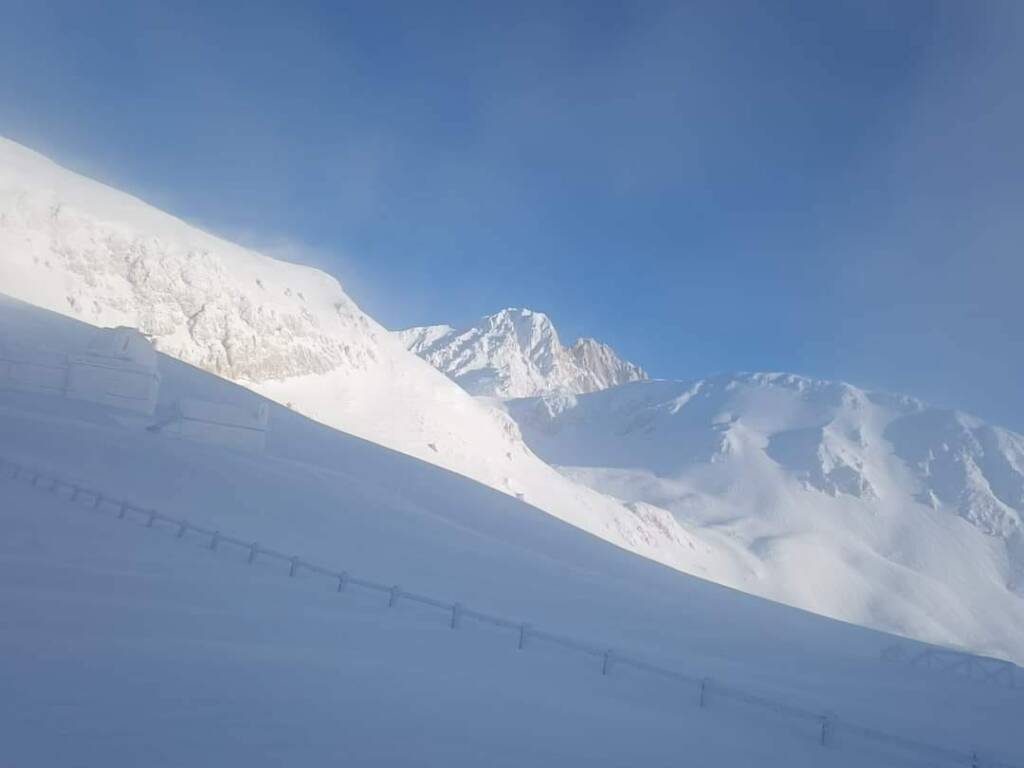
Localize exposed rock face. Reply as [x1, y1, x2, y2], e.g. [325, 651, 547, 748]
[0, 172, 377, 383]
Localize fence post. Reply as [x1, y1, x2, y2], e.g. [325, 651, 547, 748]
[93, 493, 103, 509]
[602, 650, 613, 676]
[450, 602, 461, 629]
[248, 543, 260, 564]
[971, 749, 980, 768]
[518, 623, 530, 650]
[210, 531, 220, 551]
[819, 712, 834, 747]
[699, 677, 710, 708]
[118, 503, 128, 520]
[389, 585, 401, 608]
[337, 572, 348, 592]
[147, 511, 157, 528]
[177, 521, 188, 538]
[289, 556, 300, 577]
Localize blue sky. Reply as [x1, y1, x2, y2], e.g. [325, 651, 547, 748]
[1, 1, 1022, 428]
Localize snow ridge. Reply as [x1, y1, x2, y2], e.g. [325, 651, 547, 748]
[397, 307, 648, 398]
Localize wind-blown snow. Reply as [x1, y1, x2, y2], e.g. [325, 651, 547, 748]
[397, 307, 648, 398]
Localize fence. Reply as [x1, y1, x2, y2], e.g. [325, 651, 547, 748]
[882, 645, 1019, 689]
[0, 454, 1018, 768]
[0, 329, 160, 415]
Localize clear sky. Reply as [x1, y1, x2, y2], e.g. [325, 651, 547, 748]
[1, 1, 1021, 429]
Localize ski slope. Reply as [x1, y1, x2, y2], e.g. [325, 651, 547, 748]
[0, 296, 1022, 767]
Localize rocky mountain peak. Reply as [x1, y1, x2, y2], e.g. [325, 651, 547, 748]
[396, 308, 648, 399]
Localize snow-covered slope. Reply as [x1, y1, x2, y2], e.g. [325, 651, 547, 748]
[397, 307, 647, 398]
[1, 297, 1021, 767]
[3, 135, 1022, 666]
[503, 375, 1024, 662]
[0, 136, 652, 553]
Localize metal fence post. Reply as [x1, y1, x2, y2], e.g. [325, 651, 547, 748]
[450, 602, 461, 629]
[93, 493, 103, 509]
[248, 543, 260, 565]
[389, 585, 401, 608]
[147, 511, 157, 528]
[177, 521, 188, 538]
[819, 712, 834, 747]
[337, 572, 348, 592]
[118, 503, 128, 519]
[699, 677, 710, 708]
[518, 623, 530, 650]
[289, 556, 300, 577]
[602, 650, 613, 676]
[210, 531, 220, 551]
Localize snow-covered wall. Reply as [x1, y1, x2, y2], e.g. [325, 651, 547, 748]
[166, 397, 270, 452]
[0, 327, 160, 414]
[0, 345, 67, 395]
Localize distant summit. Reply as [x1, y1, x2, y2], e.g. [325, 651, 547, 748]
[396, 308, 648, 399]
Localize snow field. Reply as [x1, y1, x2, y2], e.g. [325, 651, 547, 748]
[1, 453, 1021, 768]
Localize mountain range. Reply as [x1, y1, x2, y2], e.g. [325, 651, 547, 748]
[1, 135, 1022, 663]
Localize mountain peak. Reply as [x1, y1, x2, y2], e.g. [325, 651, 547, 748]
[396, 308, 647, 398]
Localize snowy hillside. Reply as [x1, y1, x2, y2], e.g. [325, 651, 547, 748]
[3, 135, 1022, 665]
[0, 136, 654, 553]
[397, 307, 648, 398]
[503, 375, 1024, 662]
[1, 296, 1021, 767]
